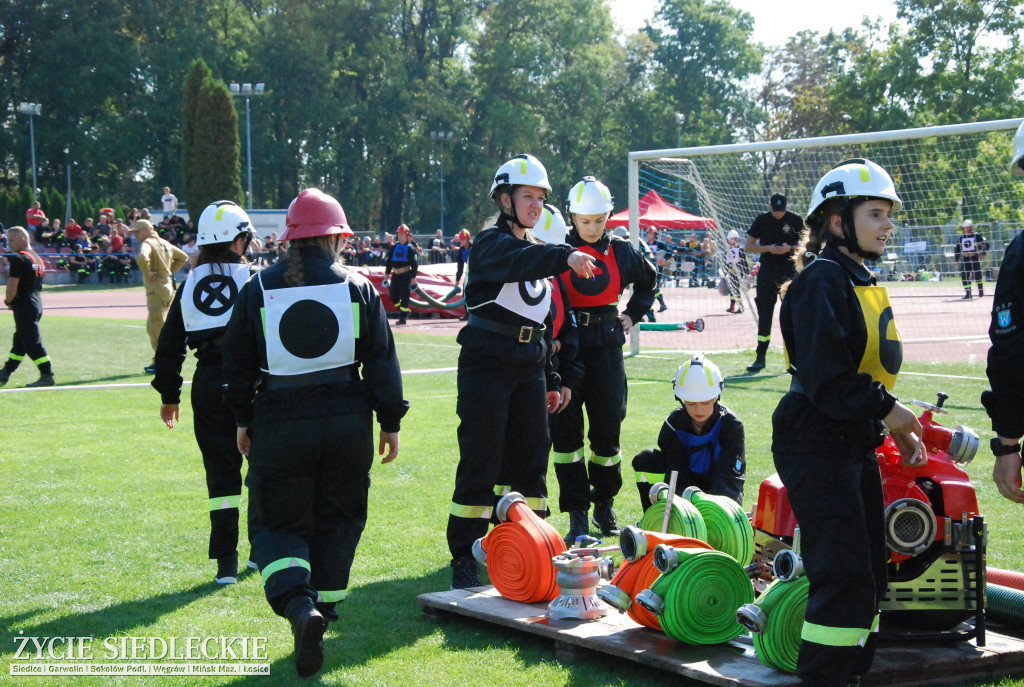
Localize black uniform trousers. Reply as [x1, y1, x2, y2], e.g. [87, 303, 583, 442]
[447, 346, 551, 561]
[248, 411, 374, 616]
[191, 361, 245, 560]
[4, 301, 50, 374]
[389, 272, 412, 312]
[551, 343, 626, 512]
[754, 267, 793, 340]
[960, 256, 983, 287]
[773, 447, 887, 687]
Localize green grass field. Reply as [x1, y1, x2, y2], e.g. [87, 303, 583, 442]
[2, 312, 1023, 686]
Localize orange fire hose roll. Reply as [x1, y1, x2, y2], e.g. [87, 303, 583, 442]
[482, 495, 566, 603]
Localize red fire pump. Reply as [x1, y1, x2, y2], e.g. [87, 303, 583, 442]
[751, 392, 987, 640]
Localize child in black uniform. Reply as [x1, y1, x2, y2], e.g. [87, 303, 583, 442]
[385, 224, 418, 325]
[632, 354, 745, 509]
[446, 155, 596, 589]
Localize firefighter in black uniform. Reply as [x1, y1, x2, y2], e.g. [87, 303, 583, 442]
[223, 189, 408, 678]
[774, 159, 924, 687]
[152, 201, 257, 585]
[554, 176, 657, 544]
[954, 219, 989, 300]
[984, 119, 1024, 504]
[385, 224, 418, 325]
[447, 154, 596, 590]
[745, 193, 805, 371]
[632, 354, 745, 509]
[1, 226, 54, 387]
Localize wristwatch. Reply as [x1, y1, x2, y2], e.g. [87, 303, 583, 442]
[991, 437, 1022, 456]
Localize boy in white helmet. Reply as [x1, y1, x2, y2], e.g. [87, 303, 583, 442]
[553, 175, 657, 544]
[954, 218, 989, 299]
[983, 119, 1024, 503]
[631, 354, 745, 509]
[723, 229, 749, 313]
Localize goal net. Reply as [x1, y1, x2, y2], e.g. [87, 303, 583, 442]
[626, 118, 1024, 367]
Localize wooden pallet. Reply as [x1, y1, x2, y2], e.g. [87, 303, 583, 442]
[418, 586, 1024, 687]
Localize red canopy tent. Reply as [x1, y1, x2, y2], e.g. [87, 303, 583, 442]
[606, 190, 716, 230]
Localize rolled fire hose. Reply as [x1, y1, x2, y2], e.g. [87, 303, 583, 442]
[474, 492, 565, 603]
[641, 547, 754, 645]
[683, 487, 754, 566]
[410, 284, 466, 310]
[638, 483, 707, 542]
[987, 583, 1024, 627]
[988, 567, 1024, 592]
[599, 527, 713, 630]
[738, 575, 810, 674]
[638, 318, 705, 332]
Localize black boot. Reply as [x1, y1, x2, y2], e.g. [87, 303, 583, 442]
[450, 557, 481, 590]
[25, 373, 55, 388]
[564, 510, 590, 547]
[214, 552, 238, 585]
[978, 284, 984, 297]
[315, 601, 339, 624]
[284, 596, 326, 678]
[0, 367, 11, 386]
[592, 499, 620, 537]
[747, 341, 768, 372]
[962, 288, 972, 300]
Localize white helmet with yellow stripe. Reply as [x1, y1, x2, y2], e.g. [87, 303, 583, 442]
[673, 354, 724, 403]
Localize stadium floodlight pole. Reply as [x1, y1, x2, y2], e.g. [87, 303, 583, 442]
[18, 102, 42, 203]
[64, 147, 72, 223]
[229, 82, 265, 210]
[430, 130, 454, 234]
[675, 113, 685, 206]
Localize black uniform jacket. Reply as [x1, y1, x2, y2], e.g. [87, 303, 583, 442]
[563, 232, 657, 347]
[222, 245, 409, 431]
[152, 256, 255, 405]
[659, 404, 745, 503]
[983, 232, 1024, 438]
[773, 244, 898, 454]
[461, 218, 576, 390]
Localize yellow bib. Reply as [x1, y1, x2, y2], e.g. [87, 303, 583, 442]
[854, 285, 902, 390]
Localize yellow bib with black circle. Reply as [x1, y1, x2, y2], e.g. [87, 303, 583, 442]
[260, 272, 356, 376]
[854, 284, 902, 390]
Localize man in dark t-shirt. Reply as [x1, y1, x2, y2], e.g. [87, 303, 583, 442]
[1, 226, 54, 386]
[744, 193, 805, 371]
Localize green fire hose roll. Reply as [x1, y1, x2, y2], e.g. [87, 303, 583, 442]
[638, 494, 707, 542]
[651, 548, 754, 645]
[684, 488, 754, 566]
[987, 583, 1024, 627]
[751, 576, 810, 673]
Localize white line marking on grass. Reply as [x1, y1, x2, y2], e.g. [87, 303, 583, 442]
[902, 336, 990, 344]
[900, 371, 987, 381]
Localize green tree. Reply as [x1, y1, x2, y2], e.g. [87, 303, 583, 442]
[184, 75, 245, 214]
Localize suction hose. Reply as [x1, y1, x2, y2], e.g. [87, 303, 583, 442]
[598, 527, 712, 630]
[988, 567, 1024, 592]
[638, 483, 707, 541]
[637, 547, 754, 645]
[475, 492, 565, 603]
[736, 575, 810, 673]
[410, 284, 465, 310]
[683, 487, 754, 566]
[987, 583, 1024, 627]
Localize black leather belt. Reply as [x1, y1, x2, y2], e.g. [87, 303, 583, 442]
[260, 365, 359, 390]
[467, 314, 546, 343]
[574, 309, 620, 326]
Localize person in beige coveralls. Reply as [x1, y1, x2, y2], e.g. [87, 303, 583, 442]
[130, 219, 188, 373]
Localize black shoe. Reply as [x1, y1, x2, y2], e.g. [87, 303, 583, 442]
[979, 285, 984, 297]
[658, 304, 668, 312]
[746, 357, 765, 372]
[726, 303, 735, 313]
[396, 318, 407, 326]
[592, 499, 620, 537]
[962, 290, 972, 300]
[25, 373, 55, 388]
[215, 553, 238, 585]
[315, 601, 339, 624]
[284, 596, 325, 678]
[144, 364, 156, 374]
[450, 557, 481, 590]
[0, 368, 10, 386]
[564, 510, 590, 547]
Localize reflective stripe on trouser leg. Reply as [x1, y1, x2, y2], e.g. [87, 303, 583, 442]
[588, 452, 623, 502]
[801, 613, 879, 647]
[262, 556, 311, 587]
[209, 494, 241, 511]
[317, 589, 347, 603]
[8, 353, 25, 362]
[756, 335, 771, 343]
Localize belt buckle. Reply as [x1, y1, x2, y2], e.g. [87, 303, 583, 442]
[578, 311, 591, 326]
[518, 326, 533, 343]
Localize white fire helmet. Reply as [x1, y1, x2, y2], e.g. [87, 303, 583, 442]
[534, 204, 568, 245]
[673, 354, 724, 403]
[567, 176, 614, 214]
[727, 229, 740, 240]
[806, 158, 903, 218]
[196, 201, 255, 247]
[488, 154, 552, 198]
[1012, 119, 1024, 177]
[962, 219, 973, 229]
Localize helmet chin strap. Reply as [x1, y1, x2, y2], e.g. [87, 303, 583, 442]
[839, 203, 882, 261]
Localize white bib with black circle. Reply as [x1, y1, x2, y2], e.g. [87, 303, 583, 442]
[493, 279, 551, 325]
[260, 272, 356, 376]
[181, 263, 251, 332]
